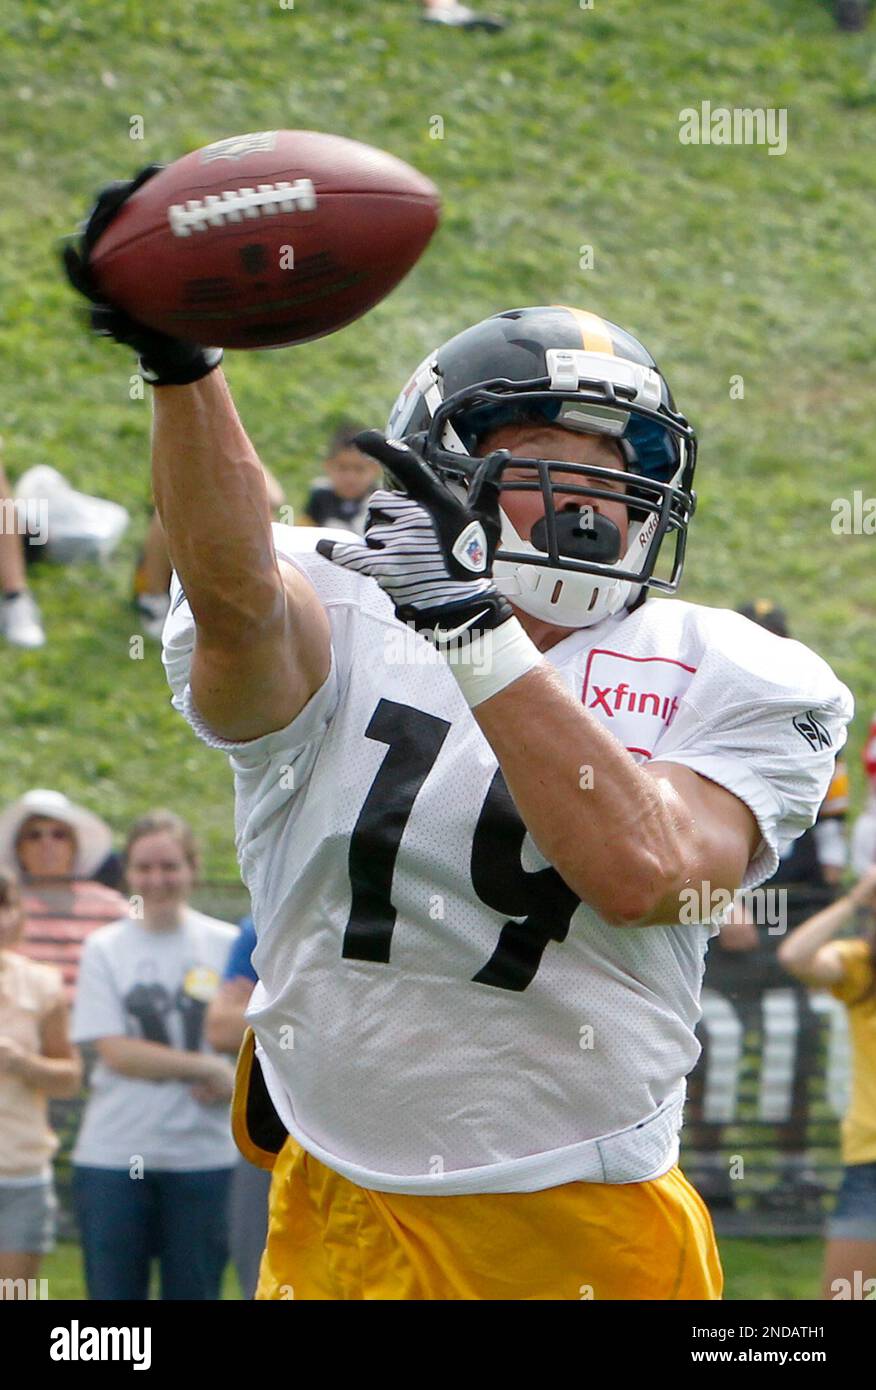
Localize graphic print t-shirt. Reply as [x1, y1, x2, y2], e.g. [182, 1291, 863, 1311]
[71, 911, 238, 1171]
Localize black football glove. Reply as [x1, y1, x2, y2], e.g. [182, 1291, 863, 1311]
[316, 430, 514, 643]
[61, 165, 223, 386]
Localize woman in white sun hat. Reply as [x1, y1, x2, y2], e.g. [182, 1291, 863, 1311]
[0, 790, 127, 1002]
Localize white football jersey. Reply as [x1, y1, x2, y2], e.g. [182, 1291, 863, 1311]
[162, 525, 853, 1194]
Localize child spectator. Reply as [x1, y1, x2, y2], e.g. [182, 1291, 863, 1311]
[0, 790, 127, 1002]
[70, 811, 238, 1300]
[778, 865, 876, 1298]
[298, 423, 383, 536]
[0, 869, 81, 1288]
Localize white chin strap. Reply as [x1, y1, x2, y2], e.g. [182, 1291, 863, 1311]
[492, 507, 648, 629]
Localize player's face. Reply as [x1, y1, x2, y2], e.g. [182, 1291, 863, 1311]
[326, 448, 381, 500]
[15, 816, 78, 878]
[126, 831, 195, 914]
[475, 424, 629, 550]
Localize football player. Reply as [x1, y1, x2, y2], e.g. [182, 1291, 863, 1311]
[65, 194, 853, 1298]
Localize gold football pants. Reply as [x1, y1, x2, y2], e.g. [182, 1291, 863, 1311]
[254, 1136, 722, 1301]
[234, 1031, 722, 1301]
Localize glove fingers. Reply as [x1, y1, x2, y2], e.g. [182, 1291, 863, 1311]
[82, 167, 165, 253]
[467, 448, 509, 525]
[61, 242, 100, 302]
[354, 431, 461, 519]
[82, 181, 137, 251]
[127, 163, 165, 194]
[316, 537, 375, 570]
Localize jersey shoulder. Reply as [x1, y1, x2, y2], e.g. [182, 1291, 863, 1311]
[271, 523, 396, 625]
[634, 597, 850, 709]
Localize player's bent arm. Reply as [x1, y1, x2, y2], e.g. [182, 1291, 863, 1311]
[473, 663, 759, 926]
[152, 370, 331, 740]
[190, 562, 331, 741]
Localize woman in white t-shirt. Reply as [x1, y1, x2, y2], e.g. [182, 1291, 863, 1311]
[71, 811, 238, 1300]
[0, 868, 81, 1285]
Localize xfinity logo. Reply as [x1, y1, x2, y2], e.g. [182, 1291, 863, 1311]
[581, 648, 697, 759]
[50, 1320, 151, 1370]
[588, 682, 680, 726]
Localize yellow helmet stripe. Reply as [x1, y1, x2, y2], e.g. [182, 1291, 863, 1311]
[555, 305, 614, 356]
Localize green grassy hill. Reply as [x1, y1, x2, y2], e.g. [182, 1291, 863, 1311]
[2, 0, 875, 875]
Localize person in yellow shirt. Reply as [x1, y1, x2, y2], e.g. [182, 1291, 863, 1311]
[778, 864, 876, 1299]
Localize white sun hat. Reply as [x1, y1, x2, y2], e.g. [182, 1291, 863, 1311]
[0, 789, 114, 879]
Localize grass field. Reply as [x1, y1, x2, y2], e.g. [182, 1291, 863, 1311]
[2, 0, 875, 873]
[39, 1236, 822, 1300]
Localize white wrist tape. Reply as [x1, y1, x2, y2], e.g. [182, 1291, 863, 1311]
[440, 616, 544, 708]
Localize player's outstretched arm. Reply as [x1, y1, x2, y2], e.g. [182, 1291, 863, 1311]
[62, 169, 331, 742]
[152, 372, 331, 742]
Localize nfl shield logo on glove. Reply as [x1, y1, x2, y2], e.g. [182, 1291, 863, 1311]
[453, 521, 488, 574]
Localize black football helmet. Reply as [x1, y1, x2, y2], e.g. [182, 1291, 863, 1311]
[386, 305, 697, 628]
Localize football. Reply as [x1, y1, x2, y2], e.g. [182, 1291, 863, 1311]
[88, 130, 441, 349]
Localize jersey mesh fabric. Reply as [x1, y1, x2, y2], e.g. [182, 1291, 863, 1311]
[161, 526, 853, 1194]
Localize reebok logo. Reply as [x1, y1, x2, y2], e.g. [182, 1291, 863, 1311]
[792, 710, 831, 751]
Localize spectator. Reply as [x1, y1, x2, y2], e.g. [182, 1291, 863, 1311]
[0, 869, 81, 1288]
[0, 790, 128, 1002]
[0, 456, 44, 648]
[851, 712, 876, 875]
[778, 865, 876, 1298]
[421, 0, 505, 30]
[298, 423, 383, 535]
[205, 917, 272, 1300]
[736, 599, 790, 639]
[133, 464, 285, 639]
[70, 810, 238, 1300]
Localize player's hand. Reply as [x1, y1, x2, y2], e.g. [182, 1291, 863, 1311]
[62, 166, 223, 386]
[316, 431, 514, 643]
